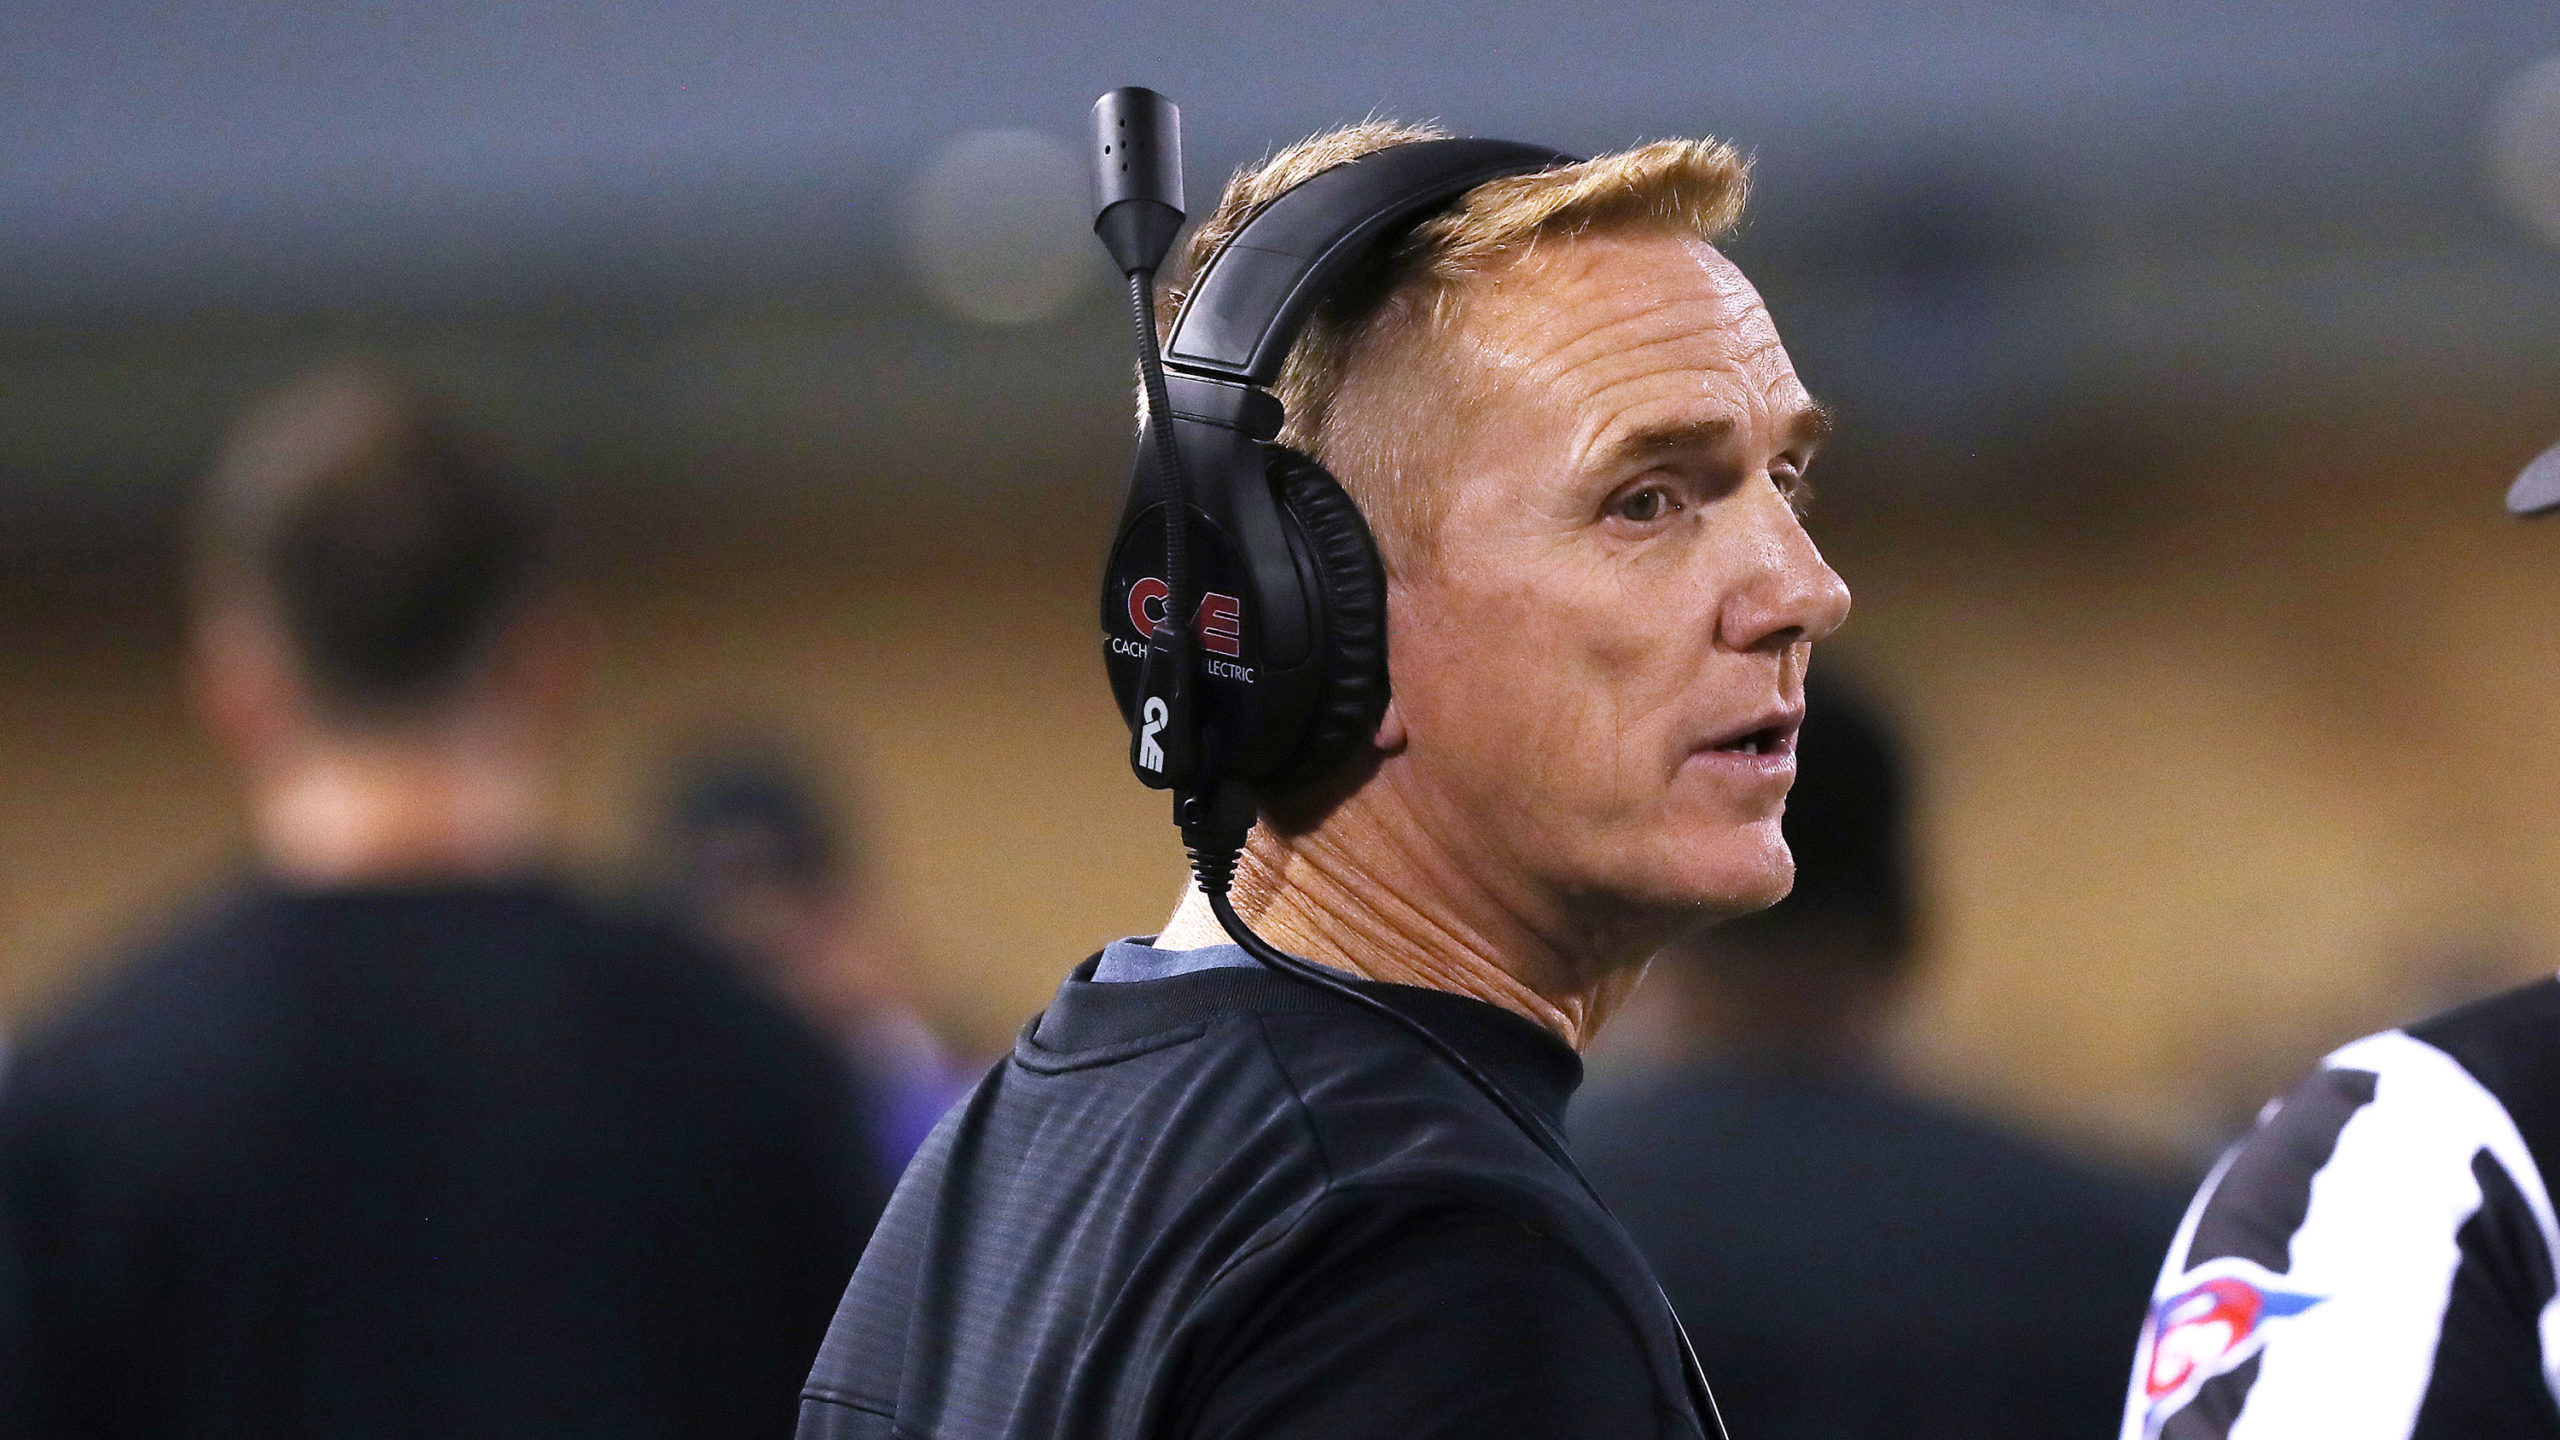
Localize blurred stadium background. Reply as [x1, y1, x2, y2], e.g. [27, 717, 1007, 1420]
[10, 0, 2560, 1169]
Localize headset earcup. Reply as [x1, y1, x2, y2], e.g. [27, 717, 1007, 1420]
[1267, 447, 1390, 796]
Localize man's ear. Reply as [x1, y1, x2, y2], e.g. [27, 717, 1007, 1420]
[186, 607, 302, 771]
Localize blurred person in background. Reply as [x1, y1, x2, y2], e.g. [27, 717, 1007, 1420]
[661, 745, 974, 1178]
[2117, 458, 2560, 1440]
[0, 367, 885, 1440]
[1578, 672, 2182, 1440]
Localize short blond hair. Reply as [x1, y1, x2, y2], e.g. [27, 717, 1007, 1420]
[1161, 123, 1751, 571]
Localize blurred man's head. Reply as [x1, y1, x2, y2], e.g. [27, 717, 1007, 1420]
[187, 366, 575, 884]
[1656, 670, 1917, 1066]
[667, 749, 850, 974]
[662, 744, 911, 1035]
[1201, 127, 1851, 999]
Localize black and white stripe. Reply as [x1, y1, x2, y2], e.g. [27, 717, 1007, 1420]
[2125, 987, 2560, 1440]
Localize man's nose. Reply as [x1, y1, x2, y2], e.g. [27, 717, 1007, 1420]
[1716, 492, 1852, 654]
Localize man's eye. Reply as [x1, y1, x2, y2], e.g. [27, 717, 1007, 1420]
[1613, 486, 1679, 523]
[1773, 465, 1811, 515]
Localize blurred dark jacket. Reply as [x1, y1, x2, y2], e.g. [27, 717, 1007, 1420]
[1578, 1063, 2180, 1440]
[0, 878, 888, 1440]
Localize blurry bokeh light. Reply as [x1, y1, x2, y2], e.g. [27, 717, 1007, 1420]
[2486, 54, 2560, 247]
[901, 128, 1100, 326]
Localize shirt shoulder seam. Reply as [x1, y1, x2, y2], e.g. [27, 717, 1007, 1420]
[1251, 1008, 1338, 1187]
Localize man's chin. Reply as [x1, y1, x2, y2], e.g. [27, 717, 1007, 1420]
[1610, 831, 1795, 921]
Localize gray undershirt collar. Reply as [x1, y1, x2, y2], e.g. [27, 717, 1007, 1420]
[1092, 936, 1359, 984]
[1092, 938, 1262, 982]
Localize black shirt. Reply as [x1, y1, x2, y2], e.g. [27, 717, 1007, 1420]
[0, 879, 887, 1440]
[798, 955, 1711, 1440]
[1579, 1061, 2180, 1440]
[2126, 977, 2560, 1438]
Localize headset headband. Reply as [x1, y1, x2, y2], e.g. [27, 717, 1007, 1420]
[1163, 139, 1578, 388]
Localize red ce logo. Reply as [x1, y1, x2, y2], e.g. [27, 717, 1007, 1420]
[1127, 577, 1243, 658]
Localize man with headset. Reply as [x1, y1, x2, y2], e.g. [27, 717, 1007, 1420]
[799, 101, 1849, 1440]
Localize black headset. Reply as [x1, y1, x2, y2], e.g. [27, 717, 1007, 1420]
[1090, 87, 1570, 852]
[1088, 88, 1729, 1439]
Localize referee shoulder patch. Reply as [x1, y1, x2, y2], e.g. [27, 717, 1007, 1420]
[2133, 1065, 2370, 1437]
[2127, 1028, 2560, 1440]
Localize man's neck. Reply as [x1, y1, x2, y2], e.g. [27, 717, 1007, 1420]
[252, 734, 551, 889]
[1155, 795, 1665, 1052]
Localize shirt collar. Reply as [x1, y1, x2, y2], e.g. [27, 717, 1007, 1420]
[1027, 953, 1585, 1131]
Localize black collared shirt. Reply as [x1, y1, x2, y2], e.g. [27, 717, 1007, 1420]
[799, 956, 1709, 1440]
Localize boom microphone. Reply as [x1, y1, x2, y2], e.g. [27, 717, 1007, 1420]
[1090, 86, 1199, 793]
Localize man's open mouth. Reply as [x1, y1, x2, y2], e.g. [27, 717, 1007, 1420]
[1716, 726, 1793, 756]
[1697, 709, 1803, 761]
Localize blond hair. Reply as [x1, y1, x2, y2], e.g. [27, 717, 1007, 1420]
[1161, 123, 1752, 570]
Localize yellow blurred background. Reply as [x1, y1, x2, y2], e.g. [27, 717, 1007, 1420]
[10, 394, 2560, 1172]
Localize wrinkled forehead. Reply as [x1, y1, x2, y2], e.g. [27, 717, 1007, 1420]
[1437, 230, 1801, 416]
[1322, 227, 1808, 570]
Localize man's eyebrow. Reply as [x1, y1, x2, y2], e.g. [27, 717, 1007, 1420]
[1787, 402, 1834, 451]
[1596, 403, 1832, 470]
[1599, 417, 1734, 469]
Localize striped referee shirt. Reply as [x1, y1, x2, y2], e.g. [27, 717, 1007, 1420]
[2124, 978, 2560, 1438]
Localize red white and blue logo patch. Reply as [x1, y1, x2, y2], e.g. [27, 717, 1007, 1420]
[2140, 1258, 2324, 1431]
